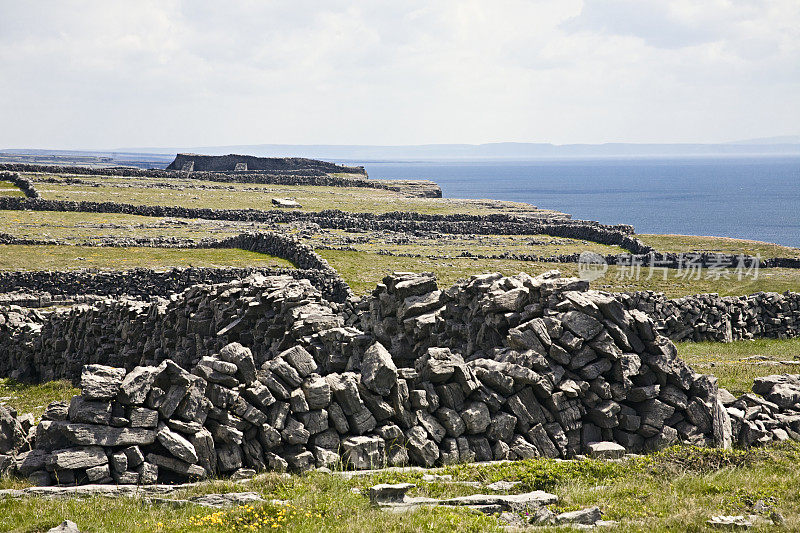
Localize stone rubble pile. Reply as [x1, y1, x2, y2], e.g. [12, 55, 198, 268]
[623, 290, 800, 342]
[361, 271, 732, 456]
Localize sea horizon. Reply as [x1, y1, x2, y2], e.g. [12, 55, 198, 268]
[362, 155, 800, 248]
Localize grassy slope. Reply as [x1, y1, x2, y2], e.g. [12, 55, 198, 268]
[0, 245, 294, 271]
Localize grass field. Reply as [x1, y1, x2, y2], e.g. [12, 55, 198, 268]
[1, 445, 799, 532]
[0, 209, 268, 243]
[28, 173, 562, 217]
[0, 245, 294, 271]
[319, 249, 800, 297]
[639, 234, 800, 260]
[310, 230, 628, 258]
[677, 338, 800, 395]
[0, 181, 25, 197]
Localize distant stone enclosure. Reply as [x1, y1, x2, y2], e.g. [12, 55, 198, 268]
[166, 153, 367, 176]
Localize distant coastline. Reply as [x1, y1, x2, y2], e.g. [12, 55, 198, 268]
[365, 156, 800, 248]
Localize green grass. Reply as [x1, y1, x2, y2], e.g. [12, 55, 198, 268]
[677, 338, 800, 395]
[0, 378, 78, 419]
[0, 181, 25, 197]
[28, 173, 562, 217]
[310, 230, 627, 259]
[639, 234, 800, 260]
[0, 245, 294, 271]
[2, 445, 800, 531]
[0, 209, 266, 243]
[318, 249, 800, 298]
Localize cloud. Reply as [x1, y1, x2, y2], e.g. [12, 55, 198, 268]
[0, 0, 797, 148]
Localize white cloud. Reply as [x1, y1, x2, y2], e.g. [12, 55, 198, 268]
[0, 0, 797, 149]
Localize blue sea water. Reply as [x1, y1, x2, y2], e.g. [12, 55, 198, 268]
[361, 157, 800, 248]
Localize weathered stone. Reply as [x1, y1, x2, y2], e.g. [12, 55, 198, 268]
[369, 482, 415, 505]
[241, 382, 276, 410]
[586, 441, 626, 459]
[81, 365, 126, 401]
[561, 311, 603, 340]
[61, 423, 156, 447]
[46, 446, 107, 470]
[47, 520, 81, 533]
[42, 401, 69, 422]
[117, 366, 159, 405]
[417, 411, 446, 443]
[280, 346, 318, 378]
[215, 445, 243, 473]
[110, 451, 127, 473]
[342, 435, 385, 469]
[128, 407, 158, 428]
[147, 452, 206, 479]
[528, 424, 559, 458]
[435, 407, 466, 438]
[361, 342, 398, 396]
[405, 426, 439, 467]
[461, 402, 491, 434]
[302, 375, 331, 410]
[157, 423, 199, 464]
[219, 342, 257, 385]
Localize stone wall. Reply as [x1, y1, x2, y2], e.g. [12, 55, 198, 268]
[0, 197, 649, 251]
[0, 171, 39, 198]
[622, 290, 800, 342]
[0, 230, 352, 303]
[0, 266, 346, 304]
[0, 272, 728, 484]
[4, 271, 800, 487]
[166, 153, 367, 176]
[0, 164, 443, 197]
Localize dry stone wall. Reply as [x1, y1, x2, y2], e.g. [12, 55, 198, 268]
[0, 165, 443, 197]
[0, 196, 649, 252]
[3, 271, 800, 487]
[622, 290, 800, 342]
[0, 171, 39, 198]
[0, 267, 345, 304]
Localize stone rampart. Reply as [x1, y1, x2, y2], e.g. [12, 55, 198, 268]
[166, 153, 367, 175]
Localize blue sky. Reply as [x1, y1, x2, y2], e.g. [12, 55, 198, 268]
[0, 0, 798, 149]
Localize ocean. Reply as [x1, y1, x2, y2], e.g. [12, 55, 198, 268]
[362, 156, 800, 248]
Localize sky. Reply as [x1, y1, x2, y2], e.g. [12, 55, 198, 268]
[0, 0, 798, 150]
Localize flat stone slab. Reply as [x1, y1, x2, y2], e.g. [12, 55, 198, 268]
[0, 484, 192, 500]
[369, 483, 416, 505]
[191, 492, 266, 508]
[586, 441, 626, 459]
[440, 491, 558, 512]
